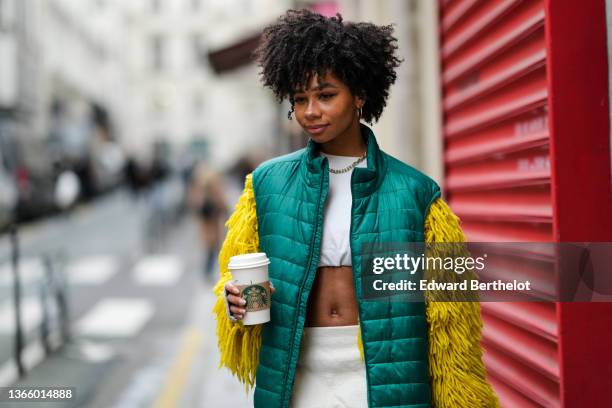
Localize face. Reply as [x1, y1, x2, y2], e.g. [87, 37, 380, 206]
[291, 71, 363, 145]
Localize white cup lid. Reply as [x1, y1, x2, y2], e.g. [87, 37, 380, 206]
[228, 252, 270, 270]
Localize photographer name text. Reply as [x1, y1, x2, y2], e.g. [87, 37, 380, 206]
[372, 279, 532, 291]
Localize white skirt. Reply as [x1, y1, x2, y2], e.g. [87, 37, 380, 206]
[290, 324, 368, 408]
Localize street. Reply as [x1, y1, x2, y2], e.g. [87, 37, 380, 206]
[0, 189, 253, 407]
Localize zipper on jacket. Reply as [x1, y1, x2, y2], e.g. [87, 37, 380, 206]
[280, 166, 327, 407]
[349, 170, 372, 407]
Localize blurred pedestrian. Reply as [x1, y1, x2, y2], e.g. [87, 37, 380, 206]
[213, 9, 499, 408]
[191, 163, 228, 281]
[124, 156, 145, 199]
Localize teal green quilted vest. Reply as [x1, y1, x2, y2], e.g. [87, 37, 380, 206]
[251, 124, 441, 408]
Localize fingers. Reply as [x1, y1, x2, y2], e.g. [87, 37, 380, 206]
[225, 282, 245, 320]
[225, 282, 240, 295]
[227, 294, 246, 307]
[229, 305, 246, 316]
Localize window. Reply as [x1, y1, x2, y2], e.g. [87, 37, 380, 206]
[151, 34, 165, 71]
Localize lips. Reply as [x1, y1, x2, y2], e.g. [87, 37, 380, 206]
[305, 124, 329, 135]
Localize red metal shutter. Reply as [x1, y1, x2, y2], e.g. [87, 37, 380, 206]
[438, 1, 612, 406]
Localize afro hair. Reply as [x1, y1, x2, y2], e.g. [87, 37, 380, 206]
[253, 9, 402, 123]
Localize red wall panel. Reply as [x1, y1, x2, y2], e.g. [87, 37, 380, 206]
[438, 0, 612, 406]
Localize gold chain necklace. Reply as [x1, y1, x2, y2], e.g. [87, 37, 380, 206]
[328, 152, 367, 174]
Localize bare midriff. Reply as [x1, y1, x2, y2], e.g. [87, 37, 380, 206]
[305, 266, 359, 327]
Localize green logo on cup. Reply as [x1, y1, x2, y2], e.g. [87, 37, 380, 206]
[243, 284, 269, 311]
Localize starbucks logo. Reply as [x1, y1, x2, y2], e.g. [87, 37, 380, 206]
[243, 284, 269, 311]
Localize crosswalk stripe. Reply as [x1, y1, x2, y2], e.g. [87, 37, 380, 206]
[0, 257, 45, 288]
[132, 255, 183, 286]
[0, 297, 43, 334]
[75, 298, 155, 338]
[22, 340, 45, 372]
[0, 359, 17, 388]
[66, 255, 119, 285]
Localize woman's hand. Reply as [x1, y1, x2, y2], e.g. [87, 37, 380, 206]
[225, 281, 276, 320]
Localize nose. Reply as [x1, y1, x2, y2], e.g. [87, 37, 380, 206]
[304, 99, 321, 120]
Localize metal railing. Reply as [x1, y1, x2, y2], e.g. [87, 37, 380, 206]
[1, 223, 71, 383]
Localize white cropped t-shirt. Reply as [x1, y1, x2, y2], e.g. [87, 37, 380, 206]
[317, 152, 367, 267]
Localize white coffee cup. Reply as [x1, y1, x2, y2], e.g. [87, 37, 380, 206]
[228, 252, 271, 325]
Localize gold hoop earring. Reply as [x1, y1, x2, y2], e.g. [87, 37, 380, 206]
[287, 105, 294, 120]
[357, 106, 363, 120]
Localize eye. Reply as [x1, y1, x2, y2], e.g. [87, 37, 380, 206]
[293, 96, 306, 104]
[319, 93, 335, 100]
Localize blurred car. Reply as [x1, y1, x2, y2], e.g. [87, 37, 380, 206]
[0, 131, 59, 221]
[49, 134, 124, 199]
[47, 114, 90, 195]
[48, 102, 125, 199]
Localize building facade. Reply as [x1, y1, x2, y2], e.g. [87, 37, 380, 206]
[122, 0, 293, 169]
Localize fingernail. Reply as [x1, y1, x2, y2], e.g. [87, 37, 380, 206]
[240, 299, 247, 306]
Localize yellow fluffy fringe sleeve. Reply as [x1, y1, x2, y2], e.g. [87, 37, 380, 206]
[211, 173, 262, 393]
[424, 197, 500, 407]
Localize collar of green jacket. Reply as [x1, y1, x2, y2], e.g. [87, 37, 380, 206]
[302, 123, 387, 198]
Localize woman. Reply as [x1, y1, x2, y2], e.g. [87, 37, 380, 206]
[190, 163, 228, 281]
[213, 9, 499, 408]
